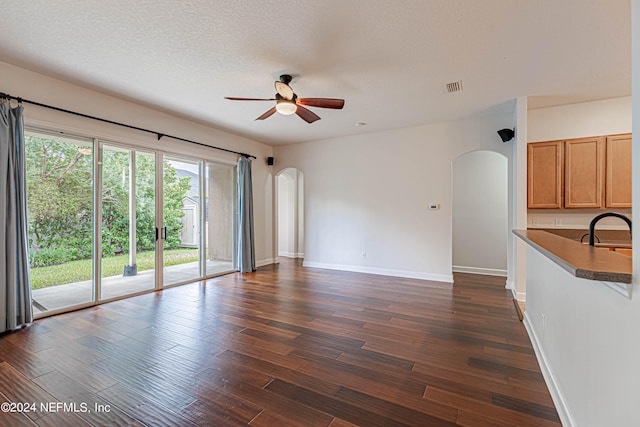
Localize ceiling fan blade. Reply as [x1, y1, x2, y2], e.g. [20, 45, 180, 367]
[275, 81, 294, 100]
[295, 105, 321, 123]
[255, 106, 277, 121]
[225, 97, 276, 101]
[297, 98, 345, 109]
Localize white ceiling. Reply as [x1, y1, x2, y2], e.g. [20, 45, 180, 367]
[0, 0, 631, 146]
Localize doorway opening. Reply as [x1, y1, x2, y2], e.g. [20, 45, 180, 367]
[452, 150, 508, 277]
[276, 168, 304, 260]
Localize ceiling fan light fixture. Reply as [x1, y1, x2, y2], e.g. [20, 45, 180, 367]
[275, 100, 297, 115]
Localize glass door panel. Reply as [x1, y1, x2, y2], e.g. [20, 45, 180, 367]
[101, 145, 156, 300]
[26, 131, 94, 314]
[163, 156, 201, 286]
[205, 162, 237, 275]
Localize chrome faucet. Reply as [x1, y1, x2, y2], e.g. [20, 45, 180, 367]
[588, 212, 632, 246]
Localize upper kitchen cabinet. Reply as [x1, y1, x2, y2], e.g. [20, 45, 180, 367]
[528, 133, 632, 209]
[605, 133, 632, 208]
[564, 136, 605, 208]
[528, 141, 563, 209]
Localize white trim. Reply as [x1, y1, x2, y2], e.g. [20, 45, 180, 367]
[302, 261, 454, 283]
[278, 252, 304, 258]
[523, 313, 575, 427]
[257, 258, 278, 267]
[505, 281, 526, 301]
[452, 265, 507, 277]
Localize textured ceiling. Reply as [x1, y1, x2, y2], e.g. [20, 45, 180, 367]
[0, 0, 631, 145]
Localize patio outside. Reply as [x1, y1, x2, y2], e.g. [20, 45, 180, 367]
[31, 259, 233, 316]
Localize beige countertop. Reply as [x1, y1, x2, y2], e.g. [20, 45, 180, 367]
[514, 229, 632, 284]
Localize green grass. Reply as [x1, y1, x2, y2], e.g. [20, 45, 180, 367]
[30, 248, 199, 290]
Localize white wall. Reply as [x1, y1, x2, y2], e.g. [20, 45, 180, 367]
[528, 96, 633, 230]
[0, 60, 275, 266]
[524, 245, 638, 427]
[511, 97, 529, 300]
[528, 96, 632, 142]
[274, 113, 514, 282]
[452, 151, 508, 276]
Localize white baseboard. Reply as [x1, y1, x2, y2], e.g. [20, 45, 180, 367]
[302, 261, 453, 283]
[278, 252, 304, 258]
[506, 280, 526, 301]
[256, 258, 277, 268]
[452, 265, 507, 277]
[523, 313, 575, 427]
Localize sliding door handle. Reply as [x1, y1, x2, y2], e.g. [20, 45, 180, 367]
[155, 227, 167, 241]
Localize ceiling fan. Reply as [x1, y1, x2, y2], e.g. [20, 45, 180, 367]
[225, 74, 345, 124]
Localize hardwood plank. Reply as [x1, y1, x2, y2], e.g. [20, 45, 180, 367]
[491, 393, 561, 422]
[217, 349, 339, 395]
[0, 339, 55, 379]
[32, 370, 137, 426]
[467, 357, 545, 383]
[35, 412, 91, 427]
[90, 357, 197, 409]
[0, 391, 38, 426]
[328, 418, 360, 427]
[97, 383, 199, 427]
[424, 386, 561, 427]
[35, 349, 117, 394]
[0, 362, 59, 420]
[333, 385, 458, 426]
[264, 379, 409, 427]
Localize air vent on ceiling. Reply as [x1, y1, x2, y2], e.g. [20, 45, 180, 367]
[446, 80, 464, 93]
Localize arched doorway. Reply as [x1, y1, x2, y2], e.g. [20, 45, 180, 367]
[276, 168, 304, 259]
[452, 151, 508, 276]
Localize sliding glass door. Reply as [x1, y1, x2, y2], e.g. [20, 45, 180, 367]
[26, 129, 238, 316]
[205, 161, 236, 275]
[162, 156, 203, 287]
[26, 131, 95, 315]
[100, 144, 157, 300]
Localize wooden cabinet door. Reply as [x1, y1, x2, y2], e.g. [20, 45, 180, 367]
[606, 134, 632, 208]
[564, 137, 605, 208]
[528, 141, 563, 208]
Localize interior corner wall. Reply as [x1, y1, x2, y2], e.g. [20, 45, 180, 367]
[273, 113, 513, 282]
[0, 60, 275, 266]
[511, 96, 528, 300]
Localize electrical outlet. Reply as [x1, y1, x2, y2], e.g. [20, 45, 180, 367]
[361, 251, 366, 259]
[541, 313, 546, 334]
[554, 219, 562, 227]
[532, 218, 539, 226]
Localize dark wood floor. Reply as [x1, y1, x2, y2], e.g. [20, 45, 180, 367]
[0, 260, 560, 426]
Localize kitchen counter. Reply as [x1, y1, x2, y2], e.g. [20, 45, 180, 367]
[514, 229, 632, 284]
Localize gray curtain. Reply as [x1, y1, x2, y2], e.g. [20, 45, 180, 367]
[237, 156, 256, 272]
[0, 102, 33, 333]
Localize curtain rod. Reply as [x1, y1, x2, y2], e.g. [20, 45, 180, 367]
[0, 92, 256, 159]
